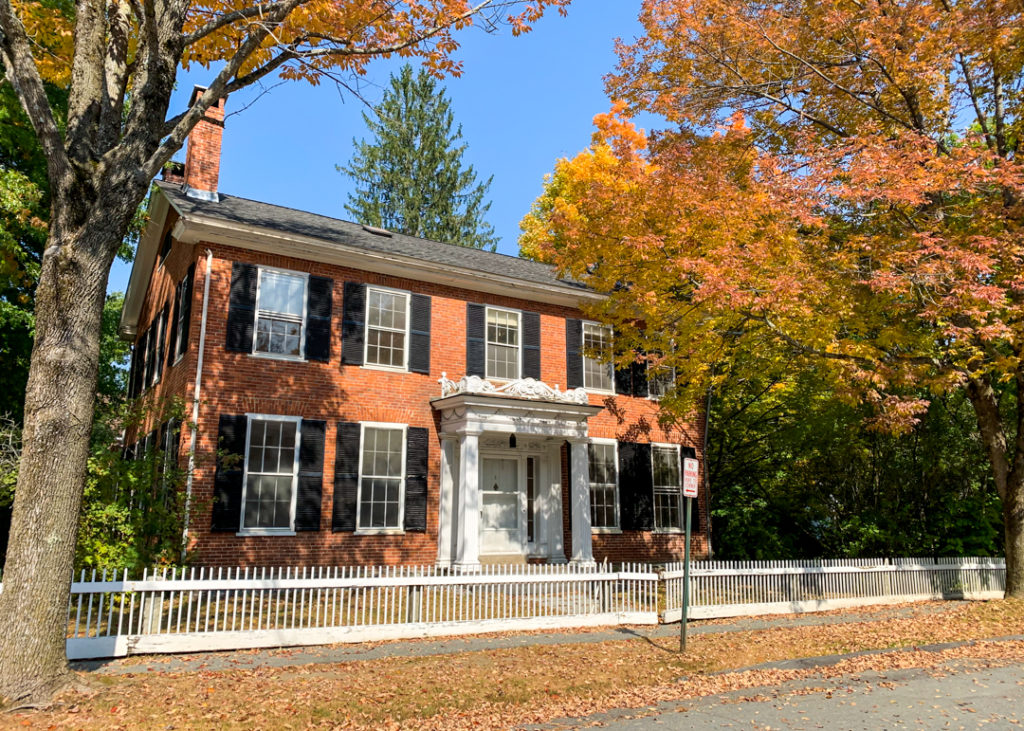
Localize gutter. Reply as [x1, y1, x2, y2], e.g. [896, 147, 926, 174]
[181, 248, 213, 562]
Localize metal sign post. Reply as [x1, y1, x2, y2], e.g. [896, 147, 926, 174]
[681, 457, 699, 653]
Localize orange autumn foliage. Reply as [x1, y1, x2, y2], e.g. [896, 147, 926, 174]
[522, 0, 1024, 596]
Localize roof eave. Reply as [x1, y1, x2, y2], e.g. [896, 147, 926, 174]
[171, 212, 605, 309]
[118, 190, 171, 339]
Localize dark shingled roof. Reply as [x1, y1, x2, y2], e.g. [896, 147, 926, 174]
[157, 180, 586, 291]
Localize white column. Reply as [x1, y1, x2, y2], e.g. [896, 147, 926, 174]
[548, 443, 567, 563]
[569, 439, 595, 565]
[454, 431, 481, 571]
[435, 437, 457, 568]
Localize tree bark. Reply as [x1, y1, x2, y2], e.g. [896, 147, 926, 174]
[0, 182, 132, 706]
[966, 376, 1024, 598]
[1004, 475, 1024, 597]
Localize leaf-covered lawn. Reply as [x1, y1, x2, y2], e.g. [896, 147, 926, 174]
[9, 600, 1024, 729]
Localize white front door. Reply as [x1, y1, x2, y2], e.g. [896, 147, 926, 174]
[480, 456, 523, 555]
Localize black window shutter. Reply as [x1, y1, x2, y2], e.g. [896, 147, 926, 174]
[618, 441, 653, 531]
[141, 327, 154, 389]
[630, 359, 649, 397]
[153, 304, 168, 385]
[409, 294, 432, 374]
[226, 262, 257, 352]
[466, 303, 486, 377]
[179, 263, 195, 359]
[127, 344, 140, 399]
[522, 311, 541, 380]
[565, 319, 583, 389]
[614, 364, 632, 396]
[341, 282, 366, 366]
[304, 276, 333, 362]
[167, 282, 181, 370]
[159, 231, 173, 264]
[295, 419, 326, 530]
[332, 421, 361, 531]
[211, 414, 248, 532]
[168, 264, 196, 368]
[404, 427, 429, 531]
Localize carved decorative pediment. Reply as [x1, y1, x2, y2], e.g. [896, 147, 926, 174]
[438, 373, 589, 405]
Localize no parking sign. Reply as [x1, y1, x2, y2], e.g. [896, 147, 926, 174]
[683, 457, 699, 498]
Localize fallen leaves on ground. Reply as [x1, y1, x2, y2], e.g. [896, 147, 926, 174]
[5, 599, 1023, 730]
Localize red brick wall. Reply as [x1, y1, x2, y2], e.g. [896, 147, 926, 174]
[136, 238, 708, 567]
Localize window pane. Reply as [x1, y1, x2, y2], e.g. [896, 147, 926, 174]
[653, 447, 680, 487]
[588, 443, 617, 528]
[648, 366, 675, 398]
[366, 289, 408, 367]
[258, 271, 305, 316]
[243, 419, 298, 529]
[359, 427, 404, 529]
[583, 323, 613, 391]
[486, 309, 520, 380]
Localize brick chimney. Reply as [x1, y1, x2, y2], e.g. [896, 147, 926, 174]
[183, 86, 225, 201]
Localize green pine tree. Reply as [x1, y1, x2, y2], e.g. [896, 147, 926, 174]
[341, 65, 499, 251]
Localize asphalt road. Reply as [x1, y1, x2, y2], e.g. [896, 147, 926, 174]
[535, 656, 1024, 729]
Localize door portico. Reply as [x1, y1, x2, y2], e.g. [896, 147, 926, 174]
[432, 375, 603, 569]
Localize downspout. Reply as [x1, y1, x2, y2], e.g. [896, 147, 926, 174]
[181, 248, 213, 562]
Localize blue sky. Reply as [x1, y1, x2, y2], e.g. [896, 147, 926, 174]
[108, 2, 651, 295]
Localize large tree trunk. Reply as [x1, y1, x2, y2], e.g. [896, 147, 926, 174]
[966, 376, 1024, 598]
[0, 184, 131, 706]
[1005, 477, 1024, 597]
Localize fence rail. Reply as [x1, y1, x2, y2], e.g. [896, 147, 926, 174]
[661, 557, 1006, 622]
[0, 557, 1006, 660]
[54, 563, 659, 660]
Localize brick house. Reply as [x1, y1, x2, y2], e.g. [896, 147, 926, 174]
[119, 88, 709, 569]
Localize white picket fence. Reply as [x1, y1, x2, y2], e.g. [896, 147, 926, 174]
[54, 563, 659, 660]
[0, 557, 1007, 660]
[661, 556, 1007, 622]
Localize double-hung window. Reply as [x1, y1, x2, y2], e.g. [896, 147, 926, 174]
[588, 441, 619, 529]
[652, 444, 682, 531]
[365, 287, 409, 369]
[648, 365, 676, 399]
[255, 269, 307, 358]
[241, 415, 300, 532]
[486, 307, 520, 380]
[582, 322, 614, 392]
[358, 424, 406, 530]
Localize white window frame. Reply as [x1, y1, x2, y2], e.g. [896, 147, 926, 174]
[485, 306, 522, 382]
[355, 421, 408, 535]
[252, 266, 309, 362]
[588, 438, 620, 533]
[362, 285, 411, 372]
[582, 321, 615, 394]
[651, 442, 683, 533]
[238, 413, 301, 536]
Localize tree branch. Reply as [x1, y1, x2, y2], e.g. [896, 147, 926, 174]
[0, 0, 70, 180]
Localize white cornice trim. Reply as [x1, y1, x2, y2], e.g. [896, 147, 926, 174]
[172, 212, 604, 308]
[119, 192, 171, 338]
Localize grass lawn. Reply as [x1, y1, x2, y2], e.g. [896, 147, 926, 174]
[6, 599, 1024, 729]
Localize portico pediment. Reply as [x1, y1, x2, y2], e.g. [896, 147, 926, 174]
[431, 374, 603, 439]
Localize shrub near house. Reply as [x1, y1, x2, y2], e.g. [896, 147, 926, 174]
[121, 88, 707, 569]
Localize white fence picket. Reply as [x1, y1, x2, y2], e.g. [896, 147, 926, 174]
[1, 555, 1003, 661]
[660, 556, 1006, 622]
